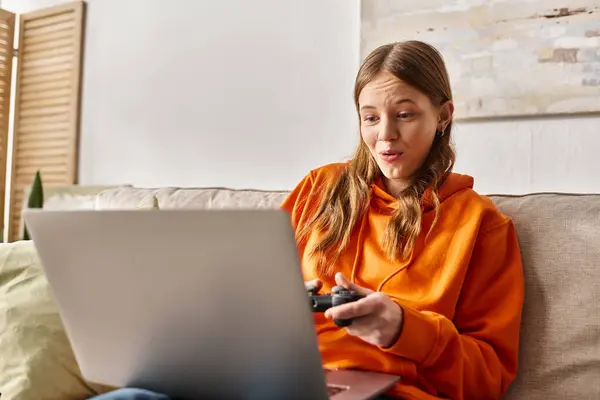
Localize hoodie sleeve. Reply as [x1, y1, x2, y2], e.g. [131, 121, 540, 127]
[381, 219, 525, 400]
[280, 171, 317, 232]
[281, 163, 347, 231]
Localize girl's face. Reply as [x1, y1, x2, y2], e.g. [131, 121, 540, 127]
[358, 72, 452, 195]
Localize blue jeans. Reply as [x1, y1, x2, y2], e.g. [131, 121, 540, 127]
[89, 389, 171, 400]
[89, 388, 399, 399]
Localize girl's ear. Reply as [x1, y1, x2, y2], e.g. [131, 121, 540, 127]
[438, 100, 454, 131]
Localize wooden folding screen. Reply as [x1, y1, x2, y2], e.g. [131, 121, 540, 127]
[0, 9, 16, 242]
[7, 1, 85, 241]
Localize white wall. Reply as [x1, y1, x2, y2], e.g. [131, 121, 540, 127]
[4, 0, 600, 194]
[5, 0, 361, 190]
[453, 115, 600, 194]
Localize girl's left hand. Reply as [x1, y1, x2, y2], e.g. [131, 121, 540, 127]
[324, 272, 404, 349]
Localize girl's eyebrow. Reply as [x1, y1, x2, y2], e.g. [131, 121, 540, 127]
[359, 98, 416, 112]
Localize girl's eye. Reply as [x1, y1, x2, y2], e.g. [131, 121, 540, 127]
[363, 116, 379, 123]
[398, 113, 415, 119]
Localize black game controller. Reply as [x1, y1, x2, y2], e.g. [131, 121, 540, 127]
[308, 285, 364, 327]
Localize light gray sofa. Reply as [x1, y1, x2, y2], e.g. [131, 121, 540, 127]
[1, 185, 598, 399]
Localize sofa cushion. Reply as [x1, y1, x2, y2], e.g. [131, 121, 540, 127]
[0, 241, 114, 400]
[490, 193, 600, 400]
[95, 186, 290, 210]
[135, 194, 160, 210]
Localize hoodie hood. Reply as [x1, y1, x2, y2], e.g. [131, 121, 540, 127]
[371, 172, 474, 212]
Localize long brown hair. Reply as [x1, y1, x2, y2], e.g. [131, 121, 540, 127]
[298, 41, 456, 275]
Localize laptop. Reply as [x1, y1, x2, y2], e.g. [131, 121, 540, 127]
[23, 209, 400, 400]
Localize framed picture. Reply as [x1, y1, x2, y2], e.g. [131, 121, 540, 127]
[361, 0, 600, 120]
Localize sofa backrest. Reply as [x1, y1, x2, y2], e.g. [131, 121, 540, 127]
[94, 187, 600, 400]
[95, 186, 290, 210]
[489, 193, 599, 400]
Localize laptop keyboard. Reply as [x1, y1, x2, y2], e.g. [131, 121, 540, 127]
[327, 384, 349, 397]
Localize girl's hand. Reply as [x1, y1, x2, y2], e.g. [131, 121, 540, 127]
[324, 273, 404, 348]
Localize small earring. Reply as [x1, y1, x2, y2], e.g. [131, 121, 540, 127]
[436, 129, 445, 137]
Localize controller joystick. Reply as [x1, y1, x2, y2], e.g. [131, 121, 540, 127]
[330, 286, 340, 294]
[308, 285, 364, 327]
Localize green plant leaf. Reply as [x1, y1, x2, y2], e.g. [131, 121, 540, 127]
[23, 170, 44, 241]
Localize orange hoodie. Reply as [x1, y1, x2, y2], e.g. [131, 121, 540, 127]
[281, 163, 524, 400]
